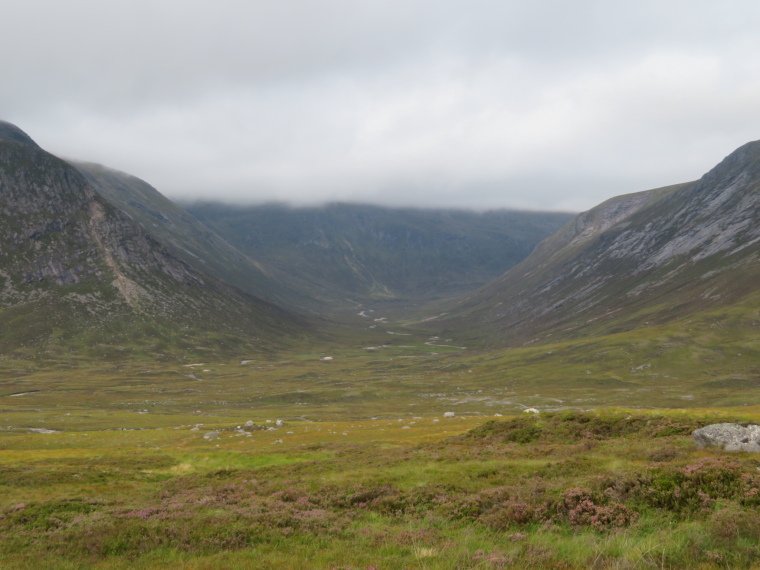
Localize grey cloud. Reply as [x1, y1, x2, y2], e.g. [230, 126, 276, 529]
[3, 1, 760, 211]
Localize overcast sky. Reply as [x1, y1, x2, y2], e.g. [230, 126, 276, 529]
[3, 1, 760, 211]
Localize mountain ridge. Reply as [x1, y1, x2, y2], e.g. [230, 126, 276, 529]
[0, 122, 312, 356]
[72, 161, 318, 310]
[0, 120, 40, 149]
[184, 201, 573, 307]
[433, 140, 760, 345]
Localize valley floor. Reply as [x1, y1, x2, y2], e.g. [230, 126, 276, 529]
[2, 306, 760, 568]
[1, 408, 760, 569]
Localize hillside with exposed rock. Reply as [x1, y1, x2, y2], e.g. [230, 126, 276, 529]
[435, 140, 760, 345]
[0, 121, 311, 356]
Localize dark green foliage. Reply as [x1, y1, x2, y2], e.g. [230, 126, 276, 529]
[640, 456, 760, 512]
[462, 411, 719, 444]
[469, 418, 542, 443]
[1, 499, 99, 531]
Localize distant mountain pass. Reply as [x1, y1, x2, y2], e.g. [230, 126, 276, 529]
[183, 202, 573, 307]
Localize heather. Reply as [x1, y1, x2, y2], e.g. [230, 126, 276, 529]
[2, 410, 760, 568]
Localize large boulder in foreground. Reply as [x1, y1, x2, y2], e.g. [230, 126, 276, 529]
[693, 423, 760, 452]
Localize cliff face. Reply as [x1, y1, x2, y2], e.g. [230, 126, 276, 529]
[0, 122, 309, 354]
[441, 141, 760, 345]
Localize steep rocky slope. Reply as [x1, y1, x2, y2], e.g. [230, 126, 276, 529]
[0, 121, 310, 355]
[437, 140, 760, 345]
[184, 202, 573, 307]
[74, 162, 316, 310]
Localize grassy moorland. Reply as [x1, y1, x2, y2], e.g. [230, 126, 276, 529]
[1, 405, 759, 569]
[2, 302, 760, 568]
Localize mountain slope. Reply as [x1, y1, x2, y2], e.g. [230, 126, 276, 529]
[0, 121, 311, 356]
[184, 202, 573, 307]
[437, 140, 760, 345]
[73, 162, 317, 310]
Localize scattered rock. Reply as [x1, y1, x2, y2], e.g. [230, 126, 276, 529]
[9, 391, 40, 397]
[693, 423, 760, 452]
[443, 412, 456, 418]
[244, 420, 255, 428]
[321, 356, 333, 361]
[272, 439, 283, 444]
[28, 427, 59, 434]
[275, 419, 284, 427]
[203, 431, 220, 440]
[523, 408, 540, 414]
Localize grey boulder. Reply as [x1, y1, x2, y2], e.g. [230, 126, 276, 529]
[692, 423, 760, 452]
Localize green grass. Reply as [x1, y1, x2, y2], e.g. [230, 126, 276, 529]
[2, 303, 760, 567]
[1, 409, 760, 568]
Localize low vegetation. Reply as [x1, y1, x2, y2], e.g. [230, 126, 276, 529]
[2, 288, 760, 567]
[3, 364, 760, 568]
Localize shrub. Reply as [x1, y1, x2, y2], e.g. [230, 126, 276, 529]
[466, 417, 542, 444]
[709, 506, 760, 543]
[481, 499, 539, 529]
[641, 457, 760, 512]
[461, 412, 731, 445]
[560, 487, 638, 531]
[0, 499, 100, 532]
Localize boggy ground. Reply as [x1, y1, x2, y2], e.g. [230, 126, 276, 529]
[2, 409, 760, 568]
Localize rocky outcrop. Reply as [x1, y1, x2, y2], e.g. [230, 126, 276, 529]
[693, 423, 760, 452]
[440, 139, 760, 345]
[73, 161, 303, 308]
[0, 132, 202, 311]
[0, 121, 311, 352]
